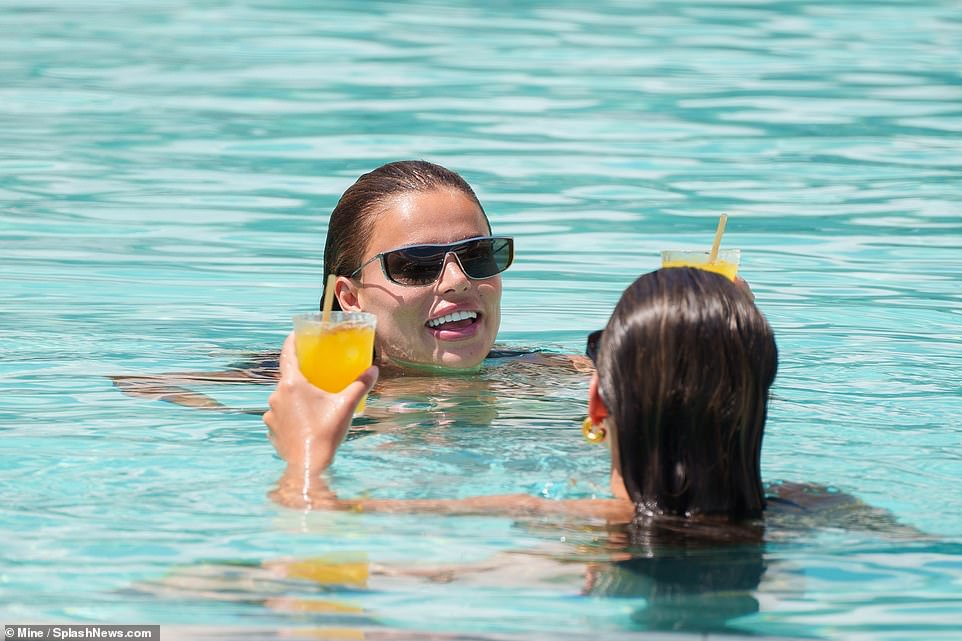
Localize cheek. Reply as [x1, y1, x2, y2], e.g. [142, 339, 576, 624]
[392, 293, 430, 331]
[363, 286, 429, 335]
[480, 278, 503, 312]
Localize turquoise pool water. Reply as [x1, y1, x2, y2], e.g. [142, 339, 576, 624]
[2, 1, 961, 639]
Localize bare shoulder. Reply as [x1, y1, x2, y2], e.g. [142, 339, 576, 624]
[525, 352, 594, 373]
[766, 481, 929, 540]
[766, 481, 860, 511]
[489, 348, 594, 374]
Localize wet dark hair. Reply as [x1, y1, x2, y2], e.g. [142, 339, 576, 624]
[596, 268, 778, 520]
[321, 160, 489, 311]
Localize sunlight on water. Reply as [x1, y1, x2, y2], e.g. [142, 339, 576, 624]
[1, 1, 961, 639]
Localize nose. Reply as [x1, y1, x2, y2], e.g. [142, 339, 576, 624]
[437, 252, 470, 293]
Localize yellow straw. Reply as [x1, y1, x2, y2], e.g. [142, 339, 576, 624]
[708, 213, 728, 263]
[321, 274, 336, 323]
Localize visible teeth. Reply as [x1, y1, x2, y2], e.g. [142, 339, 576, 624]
[428, 310, 478, 328]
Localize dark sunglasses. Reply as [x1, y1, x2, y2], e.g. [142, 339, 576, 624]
[350, 236, 514, 287]
[585, 329, 603, 365]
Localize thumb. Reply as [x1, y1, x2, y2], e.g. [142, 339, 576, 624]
[278, 332, 307, 382]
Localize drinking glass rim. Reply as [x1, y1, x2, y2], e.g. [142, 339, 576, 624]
[292, 311, 377, 328]
[660, 248, 741, 256]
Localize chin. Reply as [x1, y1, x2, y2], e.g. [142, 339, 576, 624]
[443, 333, 497, 368]
[420, 338, 492, 372]
[379, 341, 489, 373]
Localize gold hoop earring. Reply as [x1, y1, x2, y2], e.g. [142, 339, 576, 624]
[582, 417, 606, 444]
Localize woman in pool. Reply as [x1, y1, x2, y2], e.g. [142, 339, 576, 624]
[111, 160, 546, 410]
[266, 266, 782, 521]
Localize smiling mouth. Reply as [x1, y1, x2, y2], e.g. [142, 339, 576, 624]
[426, 310, 480, 331]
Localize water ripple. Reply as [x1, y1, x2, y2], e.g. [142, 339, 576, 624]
[2, 0, 961, 638]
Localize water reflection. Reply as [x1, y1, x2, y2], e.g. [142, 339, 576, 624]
[590, 520, 769, 635]
[132, 517, 779, 637]
[3, 0, 962, 636]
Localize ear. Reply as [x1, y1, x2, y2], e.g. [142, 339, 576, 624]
[588, 373, 609, 424]
[335, 276, 362, 312]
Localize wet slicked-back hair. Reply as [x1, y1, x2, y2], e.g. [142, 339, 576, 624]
[321, 160, 488, 310]
[597, 268, 778, 519]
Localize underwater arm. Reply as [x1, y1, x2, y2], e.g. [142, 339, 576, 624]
[272, 485, 633, 519]
[271, 472, 631, 519]
[110, 368, 276, 411]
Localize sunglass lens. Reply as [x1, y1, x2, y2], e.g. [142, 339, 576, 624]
[585, 329, 603, 364]
[459, 238, 513, 279]
[384, 246, 446, 286]
[382, 237, 514, 286]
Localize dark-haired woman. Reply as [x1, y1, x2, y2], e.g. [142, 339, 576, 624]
[266, 266, 921, 537]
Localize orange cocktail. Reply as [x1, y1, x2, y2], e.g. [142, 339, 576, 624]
[293, 312, 376, 414]
[661, 249, 741, 281]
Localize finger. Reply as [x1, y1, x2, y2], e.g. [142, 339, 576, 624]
[335, 366, 380, 419]
[355, 365, 379, 391]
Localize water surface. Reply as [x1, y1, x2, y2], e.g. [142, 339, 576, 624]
[1, 1, 961, 639]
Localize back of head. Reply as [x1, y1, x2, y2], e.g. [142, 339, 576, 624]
[321, 160, 487, 310]
[597, 268, 778, 519]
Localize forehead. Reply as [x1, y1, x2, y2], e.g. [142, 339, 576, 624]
[366, 189, 490, 254]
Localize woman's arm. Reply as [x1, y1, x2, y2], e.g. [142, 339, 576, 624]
[264, 336, 633, 520]
[271, 484, 633, 520]
[111, 354, 279, 412]
[270, 463, 631, 520]
[111, 369, 275, 411]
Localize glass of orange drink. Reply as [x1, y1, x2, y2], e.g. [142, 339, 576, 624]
[292, 311, 377, 414]
[660, 248, 741, 281]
